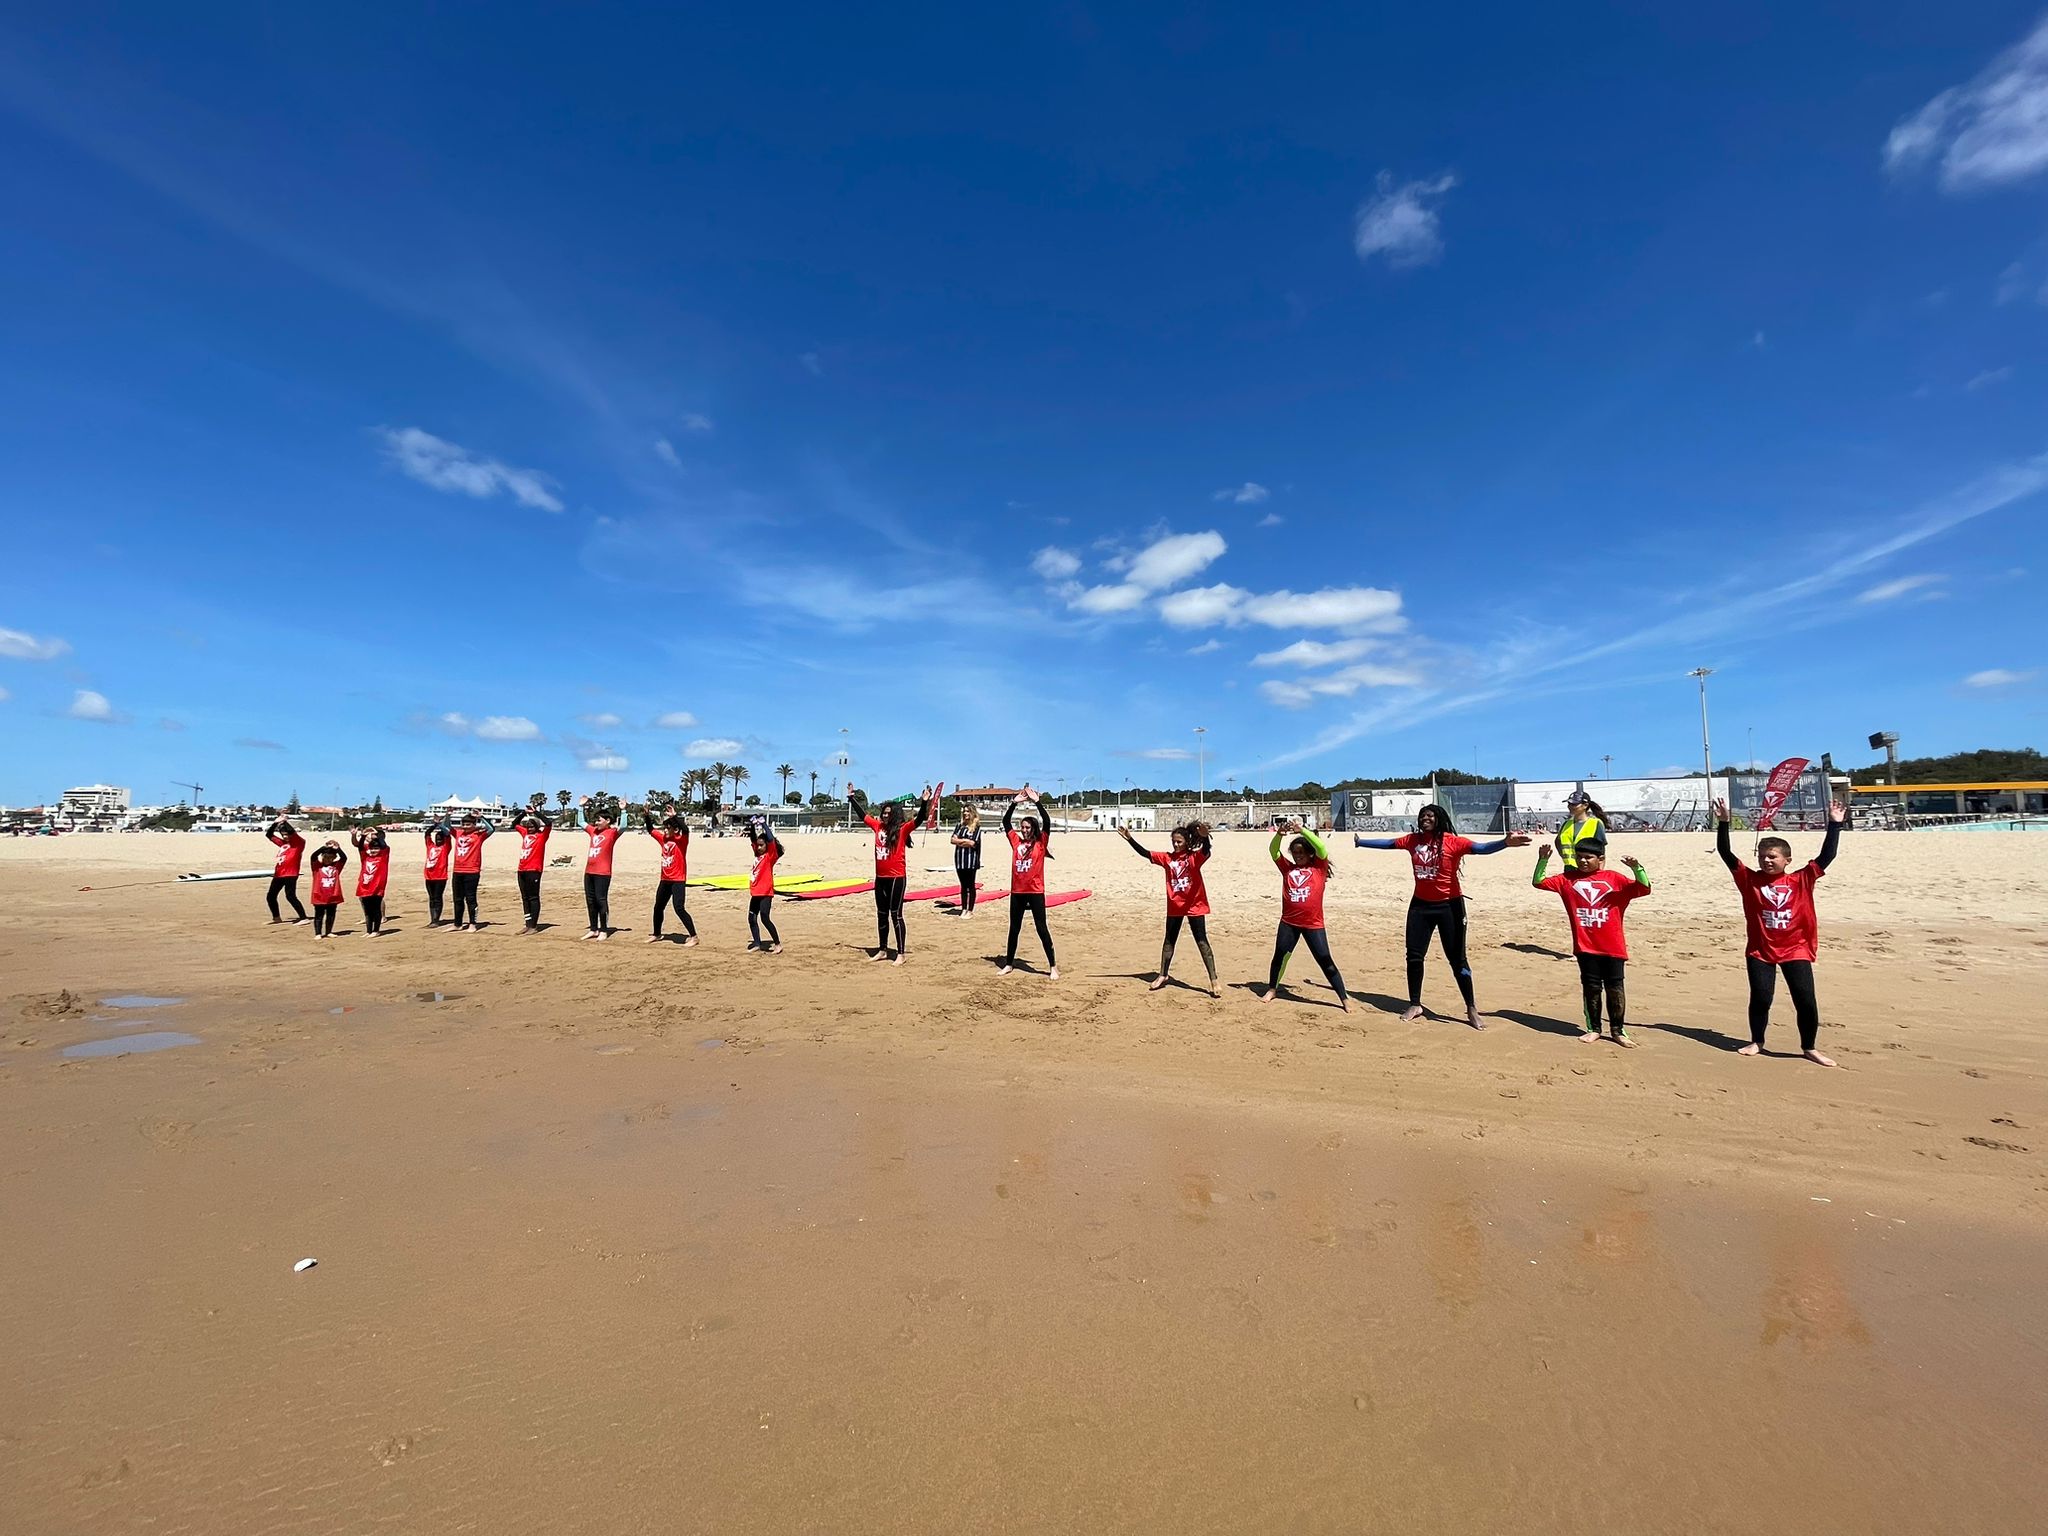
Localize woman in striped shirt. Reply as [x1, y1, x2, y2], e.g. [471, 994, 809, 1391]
[950, 803, 983, 918]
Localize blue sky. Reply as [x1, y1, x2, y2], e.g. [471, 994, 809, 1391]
[2, 3, 2044, 808]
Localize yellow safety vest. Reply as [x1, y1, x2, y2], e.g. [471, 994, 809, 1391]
[1558, 815, 1605, 869]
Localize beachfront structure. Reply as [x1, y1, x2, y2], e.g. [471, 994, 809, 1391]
[428, 795, 510, 819]
[1847, 781, 2048, 820]
[58, 784, 130, 820]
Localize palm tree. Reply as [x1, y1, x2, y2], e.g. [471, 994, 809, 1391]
[776, 762, 793, 802]
[729, 764, 750, 804]
[556, 789, 571, 812]
[707, 763, 731, 808]
[808, 769, 818, 802]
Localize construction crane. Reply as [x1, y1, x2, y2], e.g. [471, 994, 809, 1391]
[171, 781, 204, 807]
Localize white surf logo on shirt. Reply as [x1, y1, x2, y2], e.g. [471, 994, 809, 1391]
[1758, 881, 1795, 929]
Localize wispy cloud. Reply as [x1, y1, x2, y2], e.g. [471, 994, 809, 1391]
[1186, 639, 1224, 656]
[800, 351, 824, 377]
[475, 715, 543, 741]
[1967, 365, 2015, 391]
[1885, 16, 2048, 191]
[679, 412, 714, 433]
[156, 716, 184, 731]
[578, 712, 624, 729]
[1964, 668, 2035, 687]
[1857, 573, 1943, 603]
[581, 751, 630, 772]
[1213, 482, 1269, 504]
[378, 427, 563, 512]
[1256, 512, 1284, 528]
[1125, 530, 1226, 590]
[1259, 663, 1424, 709]
[0, 685, 11, 703]
[683, 737, 743, 758]
[235, 737, 286, 751]
[0, 626, 71, 661]
[66, 688, 119, 723]
[1253, 638, 1377, 667]
[652, 711, 699, 729]
[1113, 747, 1195, 761]
[1032, 546, 1082, 580]
[1353, 170, 1458, 269]
[1069, 582, 1148, 614]
[1162, 583, 1404, 631]
[653, 438, 682, 468]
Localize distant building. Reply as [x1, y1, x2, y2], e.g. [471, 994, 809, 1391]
[428, 795, 509, 819]
[60, 784, 129, 819]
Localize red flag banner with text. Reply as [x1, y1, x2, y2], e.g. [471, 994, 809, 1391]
[1754, 757, 1809, 831]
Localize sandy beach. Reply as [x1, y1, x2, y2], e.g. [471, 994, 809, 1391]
[4, 825, 2046, 1533]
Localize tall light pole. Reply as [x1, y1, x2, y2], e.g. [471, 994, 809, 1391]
[1688, 668, 1714, 820]
[1601, 754, 1613, 778]
[1194, 725, 1207, 808]
[837, 727, 850, 827]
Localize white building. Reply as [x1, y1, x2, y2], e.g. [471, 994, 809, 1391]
[58, 784, 129, 823]
[428, 795, 510, 819]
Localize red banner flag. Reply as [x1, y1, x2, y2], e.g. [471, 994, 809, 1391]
[1754, 757, 1809, 831]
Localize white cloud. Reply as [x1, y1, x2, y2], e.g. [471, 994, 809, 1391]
[1857, 573, 1943, 603]
[66, 688, 116, 722]
[473, 715, 542, 741]
[0, 685, 10, 702]
[1158, 583, 1250, 628]
[377, 427, 564, 512]
[1125, 530, 1227, 591]
[1353, 170, 1458, 269]
[1213, 482, 1269, 504]
[653, 438, 682, 467]
[1244, 587, 1404, 630]
[1253, 638, 1377, 667]
[1885, 17, 2048, 191]
[579, 712, 624, 729]
[653, 711, 699, 729]
[1186, 639, 1224, 656]
[1112, 747, 1195, 761]
[679, 412, 714, 433]
[0, 626, 71, 661]
[436, 711, 472, 735]
[683, 737, 744, 758]
[1997, 262, 2030, 304]
[1032, 546, 1082, 580]
[1070, 582, 1149, 614]
[1257, 512, 1283, 528]
[1259, 662, 1424, 709]
[1964, 668, 2035, 687]
[1967, 365, 2015, 391]
[581, 752, 630, 772]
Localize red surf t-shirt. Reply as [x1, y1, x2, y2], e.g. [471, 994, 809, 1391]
[1151, 848, 1210, 917]
[269, 830, 305, 878]
[1276, 857, 1329, 929]
[1538, 868, 1648, 959]
[422, 834, 452, 881]
[515, 825, 550, 872]
[748, 840, 781, 897]
[309, 858, 345, 905]
[450, 827, 487, 875]
[356, 846, 390, 898]
[585, 826, 620, 876]
[1733, 863, 1824, 963]
[867, 817, 913, 878]
[1007, 830, 1047, 895]
[650, 828, 689, 883]
[1394, 832, 1473, 902]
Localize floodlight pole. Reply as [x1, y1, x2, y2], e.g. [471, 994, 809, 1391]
[1688, 668, 1714, 826]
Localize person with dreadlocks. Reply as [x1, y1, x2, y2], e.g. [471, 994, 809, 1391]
[1118, 819, 1219, 996]
[854, 786, 918, 964]
[1355, 804, 1528, 1028]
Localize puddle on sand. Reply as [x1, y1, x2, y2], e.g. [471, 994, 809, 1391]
[595, 1044, 635, 1055]
[414, 992, 462, 1004]
[62, 1032, 201, 1059]
[696, 1037, 727, 1051]
[100, 995, 185, 1010]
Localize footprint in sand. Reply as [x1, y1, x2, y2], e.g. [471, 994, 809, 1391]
[137, 1116, 194, 1149]
[1964, 1136, 2028, 1153]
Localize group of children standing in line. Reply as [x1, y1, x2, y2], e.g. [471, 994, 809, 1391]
[259, 784, 1849, 1062]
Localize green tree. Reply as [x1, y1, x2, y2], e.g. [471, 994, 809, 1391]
[707, 762, 731, 807]
[745, 793, 761, 807]
[776, 762, 793, 801]
[811, 792, 833, 807]
[286, 791, 302, 814]
[556, 789, 571, 811]
[372, 794, 385, 814]
[730, 763, 750, 804]
[784, 791, 802, 806]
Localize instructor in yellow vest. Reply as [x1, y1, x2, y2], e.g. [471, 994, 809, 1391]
[1558, 790, 1608, 871]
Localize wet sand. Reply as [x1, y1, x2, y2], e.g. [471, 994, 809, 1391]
[3, 829, 2046, 1533]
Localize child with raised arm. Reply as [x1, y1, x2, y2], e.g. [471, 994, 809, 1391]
[1119, 820, 1218, 996]
[512, 806, 553, 932]
[264, 816, 308, 924]
[855, 788, 917, 964]
[581, 805, 621, 941]
[1715, 796, 1848, 1067]
[745, 822, 785, 953]
[307, 840, 348, 940]
[448, 813, 492, 931]
[998, 788, 1058, 978]
[422, 819, 453, 926]
[1355, 804, 1528, 1028]
[1531, 832, 1651, 1046]
[645, 811, 697, 945]
[350, 826, 392, 936]
[1261, 820, 1348, 1010]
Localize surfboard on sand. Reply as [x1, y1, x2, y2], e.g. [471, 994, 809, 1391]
[685, 872, 825, 891]
[789, 880, 875, 900]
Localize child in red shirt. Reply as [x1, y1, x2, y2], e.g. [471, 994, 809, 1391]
[1261, 822, 1348, 1010]
[264, 817, 309, 923]
[1118, 819, 1217, 996]
[350, 827, 392, 936]
[1532, 834, 1651, 1045]
[1715, 796, 1847, 1067]
[746, 824, 784, 953]
[644, 812, 697, 944]
[998, 789, 1057, 979]
[307, 841, 348, 940]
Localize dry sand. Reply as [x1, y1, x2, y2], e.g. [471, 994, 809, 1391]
[2, 826, 2045, 1534]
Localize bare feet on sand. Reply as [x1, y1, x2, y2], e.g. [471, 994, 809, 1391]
[1148, 976, 1169, 991]
[1401, 1005, 1424, 1023]
[1466, 1005, 1485, 1031]
[1048, 967, 1060, 980]
[1612, 1032, 1636, 1048]
[1736, 1042, 1762, 1056]
[1804, 1049, 1837, 1067]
